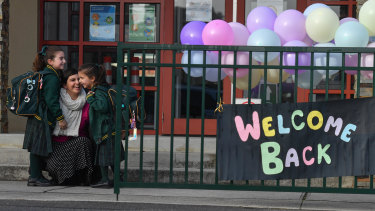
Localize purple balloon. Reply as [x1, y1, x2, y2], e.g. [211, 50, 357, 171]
[180, 21, 206, 45]
[344, 54, 358, 75]
[339, 17, 358, 25]
[283, 40, 310, 74]
[274, 10, 306, 45]
[229, 22, 250, 46]
[246, 6, 277, 33]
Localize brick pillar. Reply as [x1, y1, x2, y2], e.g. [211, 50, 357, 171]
[0, 0, 9, 133]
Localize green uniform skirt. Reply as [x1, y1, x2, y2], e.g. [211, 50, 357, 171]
[23, 117, 53, 157]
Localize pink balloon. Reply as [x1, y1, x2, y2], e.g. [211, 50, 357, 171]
[283, 40, 310, 74]
[274, 10, 306, 44]
[229, 22, 250, 46]
[339, 17, 358, 25]
[344, 54, 358, 75]
[202, 20, 234, 46]
[222, 52, 250, 77]
[246, 6, 277, 33]
[360, 42, 375, 79]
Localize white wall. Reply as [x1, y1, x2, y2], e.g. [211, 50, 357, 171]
[8, 0, 38, 133]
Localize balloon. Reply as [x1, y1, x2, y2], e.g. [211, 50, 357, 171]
[303, 3, 329, 17]
[283, 40, 310, 74]
[228, 22, 250, 46]
[205, 52, 227, 82]
[361, 42, 375, 79]
[229, 69, 262, 90]
[306, 7, 339, 43]
[246, 6, 277, 33]
[274, 9, 306, 44]
[222, 52, 251, 77]
[247, 29, 281, 63]
[293, 70, 323, 89]
[344, 54, 358, 75]
[334, 21, 369, 48]
[359, 0, 375, 36]
[180, 21, 206, 45]
[181, 51, 206, 77]
[261, 58, 290, 84]
[314, 42, 342, 76]
[202, 20, 234, 46]
[339, 17, 358, 25]
[303, 35, 314, 46]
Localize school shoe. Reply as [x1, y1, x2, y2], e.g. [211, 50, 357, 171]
[27, 176, 52, 187]
[90, 180, 112, 188]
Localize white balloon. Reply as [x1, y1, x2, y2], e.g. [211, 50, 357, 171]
[205, 51, 227, 82]
[181, 51, 204, 77]
[314, 43, 342, 76]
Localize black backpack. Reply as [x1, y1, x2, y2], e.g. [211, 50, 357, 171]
[6, 70, 48, 116]
[108, 85, 144, 132]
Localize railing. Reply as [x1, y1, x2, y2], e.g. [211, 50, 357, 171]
[114, 43, 375, 196]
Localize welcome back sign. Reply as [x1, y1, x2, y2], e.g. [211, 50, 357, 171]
[217, 98, 375, 180]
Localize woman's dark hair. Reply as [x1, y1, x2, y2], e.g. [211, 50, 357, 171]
[32, 46, 64, 71]
[78, 63, 107, 86]
[62, 68, 78, 86]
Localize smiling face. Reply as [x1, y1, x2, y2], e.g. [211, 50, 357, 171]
[78, 71, 95, 89]
[47, 51, 66, 70]
[63, 74, 81, 99]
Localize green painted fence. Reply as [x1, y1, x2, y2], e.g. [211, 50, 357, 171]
[114, 43, 375, 197]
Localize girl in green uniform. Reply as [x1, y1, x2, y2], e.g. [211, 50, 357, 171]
[78, 63, 114, 188]
[24, 46, 68, 186]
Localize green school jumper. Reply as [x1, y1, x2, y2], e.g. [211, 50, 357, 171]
[86, 85, 116, 167]
[23, 65, 64, 157]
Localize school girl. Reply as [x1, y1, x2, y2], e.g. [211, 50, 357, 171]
[78, 63, 115, 188]
[24, 46, 68, 186]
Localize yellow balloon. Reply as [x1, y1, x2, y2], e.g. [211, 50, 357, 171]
[359, 0, 375, 36]
[261, 59, 290, 84]
[229, 69, 262, 90]
[306, 7, 339, 43]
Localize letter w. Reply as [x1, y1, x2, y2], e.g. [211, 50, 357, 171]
[234, 111, 260, 142]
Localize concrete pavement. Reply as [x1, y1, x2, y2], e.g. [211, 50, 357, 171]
[1, 181, 375, 210]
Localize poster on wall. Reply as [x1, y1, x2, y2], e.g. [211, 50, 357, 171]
[186, 0, 212, 22]
[89, 5, 116, 41]
[217, 97, 375, 180]
[128, 4, 156, 42]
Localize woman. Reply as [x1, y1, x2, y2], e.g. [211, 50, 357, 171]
[24, 46, 67, 187]
[46, 68, 94, 185]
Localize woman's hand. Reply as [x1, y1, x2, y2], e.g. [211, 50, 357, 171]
[59, 119, 68, 130]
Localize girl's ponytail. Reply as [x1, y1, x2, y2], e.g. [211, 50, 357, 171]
[78, 63, 108, 86]
[32, 46, 63, 72]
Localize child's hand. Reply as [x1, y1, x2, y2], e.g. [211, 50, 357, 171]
[59, 119, 68, 130]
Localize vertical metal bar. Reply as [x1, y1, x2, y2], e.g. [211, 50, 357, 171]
[215, 50, 222, 185]
[139, 51, 146, 182]
[200, 51, 207, 184]
[154, 49, 161, 183]
[324, 52, 329, 101]
[114, 44, 124, 195]
[232, 51, 237, 104]
[170, 50, 176, 184]
[341, 53, 345, 100]
[185, 50, 191, 183]
[356, 53, 361, 98]
[262, 51, 268, 104]
[294, 49, 298, 103]
[248, 52, 253, 100]
[278, 53, 283, 103]
[124, 50, 131, 183]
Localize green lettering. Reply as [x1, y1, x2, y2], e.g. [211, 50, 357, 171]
[318, 143, 331, 164]
[260, 142, 283, 175]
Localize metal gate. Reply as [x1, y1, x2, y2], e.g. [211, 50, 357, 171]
[114, 43, 375, 195]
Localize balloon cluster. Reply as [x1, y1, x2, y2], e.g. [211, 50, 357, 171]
[179, 1, 375, 89]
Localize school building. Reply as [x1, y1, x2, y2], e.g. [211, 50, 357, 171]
[0, 0, 368, 134]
